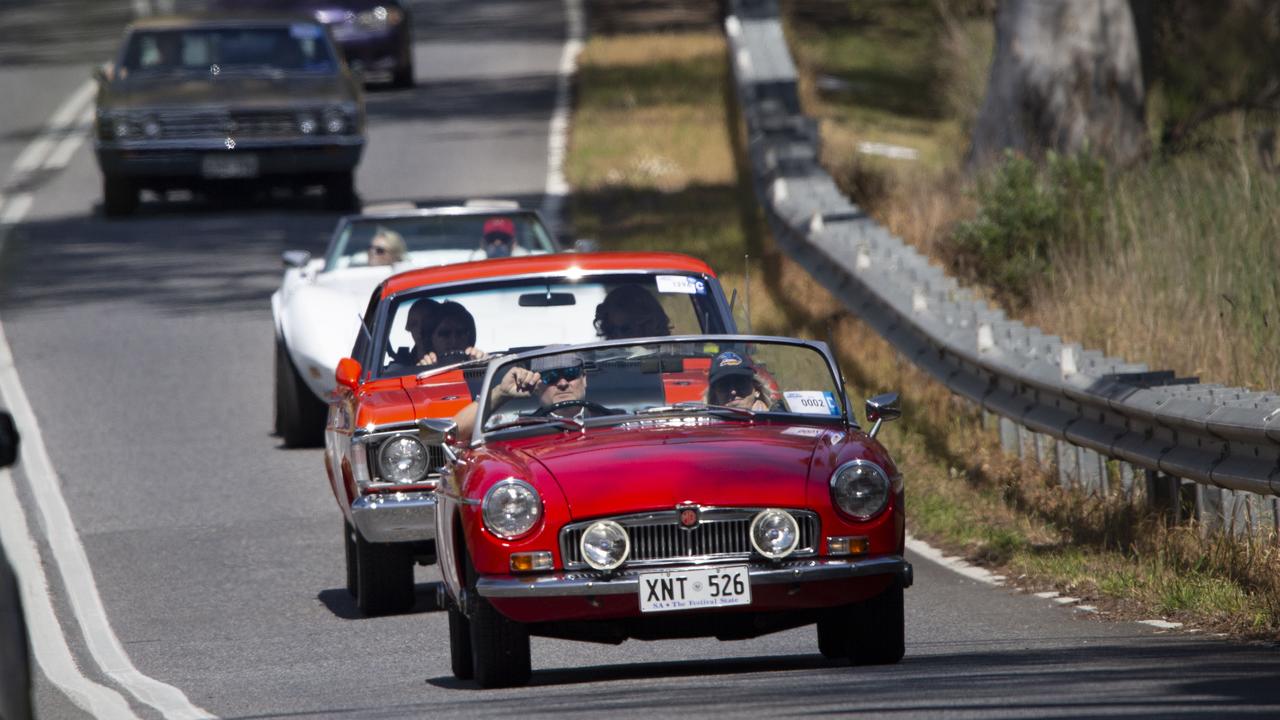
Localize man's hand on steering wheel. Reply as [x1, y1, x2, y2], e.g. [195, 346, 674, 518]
[418, 346, 488, 367]
[532, 399, 615, 417]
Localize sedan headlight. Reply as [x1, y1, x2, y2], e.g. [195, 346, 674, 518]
[355, 5, 404, 30]
[297, 113, 318, 135]
[830, 459, 891, 520]
[579, 520, 629, 570]
[112, 118, 133, 139]
[749, 509, 799, 559]
[322, 108, 347, 134]
[377, 435, 429, 483]
[482, 479, 542, 539]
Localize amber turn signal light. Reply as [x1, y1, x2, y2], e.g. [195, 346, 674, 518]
[509, 551, 553, 572]
[826, 536, 869, 556]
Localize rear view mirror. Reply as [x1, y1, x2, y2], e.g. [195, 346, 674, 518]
[865, 392, 900, 439]
[0, 412, 18, 468]
[281, 249, 311, 269]
[518, 292, 576, 307]
[335, 357, 362, 391]
[572, 238, 598, 253]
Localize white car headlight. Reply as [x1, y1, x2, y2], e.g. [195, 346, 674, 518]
[297, 113, 317, 135]
[355, 5, 403, 29]
[377, 435, 429, 483]
[579, 520, 629, 570]
[322, 109, 346, 134]
[830, 460, 891, 520]
[749, 509, 799, 559]
[482, 479, 542, 539]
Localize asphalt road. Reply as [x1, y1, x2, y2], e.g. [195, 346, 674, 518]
[0, 1, 1277, 718]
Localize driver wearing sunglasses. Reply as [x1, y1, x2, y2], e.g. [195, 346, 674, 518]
[452, 352, 591, 437]
[367, 226, 407, 267]
[706, 350, 772, 411]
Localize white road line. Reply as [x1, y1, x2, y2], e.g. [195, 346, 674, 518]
[540, 0, 584, 236]
[44, 106, 96, 171]
[11, 81, 95, 176]
[0, 471, 139, 719]
[0, 317, 216, 720]
[905, 535, 1005, 586]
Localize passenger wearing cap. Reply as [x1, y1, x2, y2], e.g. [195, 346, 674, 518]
[706, 350, 773, 411]
[470, 217, 529, 260]
[452, 352, 590, 438]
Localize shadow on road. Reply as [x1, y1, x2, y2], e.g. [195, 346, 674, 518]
[317, 581, 443, 620]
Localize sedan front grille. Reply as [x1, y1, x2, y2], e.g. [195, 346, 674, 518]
[152, 110, 303, 139]
[560, 508, 819, 570]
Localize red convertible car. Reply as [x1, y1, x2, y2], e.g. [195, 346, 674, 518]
[427, 336, 911, 687]
[325, 253, 737, 615]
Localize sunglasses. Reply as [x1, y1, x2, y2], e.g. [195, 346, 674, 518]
[370, 245, 390, 256]
[712, 375, 753, 397]
[484, 232, 514, 245]
[539, 365, 583, 385]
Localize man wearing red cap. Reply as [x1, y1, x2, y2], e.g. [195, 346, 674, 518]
[478, 217, 522, 259]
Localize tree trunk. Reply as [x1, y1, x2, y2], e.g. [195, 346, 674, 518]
[967, 0, 1147, 172]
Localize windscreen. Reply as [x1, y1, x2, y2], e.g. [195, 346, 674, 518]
[478, 339, 843, 433]
[121, 25, 337, 74]
[376, 273, 728, 378]
[326, 213, 557, 271]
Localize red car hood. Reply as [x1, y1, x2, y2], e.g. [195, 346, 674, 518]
[515, 422, 830, 520]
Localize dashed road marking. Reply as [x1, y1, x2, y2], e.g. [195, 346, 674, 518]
[540, 0, 584, 236]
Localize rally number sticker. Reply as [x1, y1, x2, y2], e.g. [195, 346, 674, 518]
[783, 390, 841, 416]
[655, 275, 706, 294]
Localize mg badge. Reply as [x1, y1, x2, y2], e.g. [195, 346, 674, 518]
[677, 503, 700, 529]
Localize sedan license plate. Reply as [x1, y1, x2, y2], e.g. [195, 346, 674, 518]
[639, 565, 751, 613]
[201, 153, 259, 179]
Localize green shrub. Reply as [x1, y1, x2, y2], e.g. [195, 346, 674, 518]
[948, 149, 1106, 308]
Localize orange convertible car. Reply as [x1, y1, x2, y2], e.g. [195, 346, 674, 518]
[324, 252, 739, 614]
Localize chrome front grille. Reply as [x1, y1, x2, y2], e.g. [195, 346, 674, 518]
[560, 508, 819, 570]
[153, 110, 302, 139]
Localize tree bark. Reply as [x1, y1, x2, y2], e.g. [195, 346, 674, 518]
[967, 0, 1147, 172]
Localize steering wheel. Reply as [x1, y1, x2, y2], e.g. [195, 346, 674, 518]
[532, 399, 615, 417]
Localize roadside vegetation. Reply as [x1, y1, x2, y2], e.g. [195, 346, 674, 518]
[568, 1, 1280, 637]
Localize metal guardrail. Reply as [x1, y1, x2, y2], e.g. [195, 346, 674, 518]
[725, 0, 1280, 534]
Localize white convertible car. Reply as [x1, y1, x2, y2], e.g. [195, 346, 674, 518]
[272, 204, 560, 446]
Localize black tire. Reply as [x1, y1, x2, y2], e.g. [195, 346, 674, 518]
[354, 531, 415, 616]
[391, 61, 414, 88]
[816, 615, 847, 659]
[343, 521, 358, 597]
[102, 175, 138, 217]
[448, 605, 474, 680]
[323, 170, 359, 212]
[464, 551, 530, 687]
[847, 584, 905, 666]
[275, 340, 327, 448]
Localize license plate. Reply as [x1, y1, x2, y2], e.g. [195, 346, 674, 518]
[201, 153, 259, 179]
[638, 565, 751, 613]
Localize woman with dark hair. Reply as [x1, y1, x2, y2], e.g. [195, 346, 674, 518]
[418, 300, 486, 366]
[594, 284, 672, 339]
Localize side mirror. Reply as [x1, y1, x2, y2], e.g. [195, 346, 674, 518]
[418, 418, 460, 461]
[335, 357, 362, 391]
[282, 249, 311, 269]
[0, 412, 18, 468]
[571, 238, 598, 253]
[865, 392, 900, 439]
[92, 63, 111, 84]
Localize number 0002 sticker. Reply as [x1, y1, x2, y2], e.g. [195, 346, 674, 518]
[655, 275, 706, 294]
[782, 390, 841, 416]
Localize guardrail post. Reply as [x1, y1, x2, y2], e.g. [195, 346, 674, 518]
[1078, 447, 1106, 495]
[1146, 469, 1182, 524]
[1057, 441, 1079, 488]
[999, 417, 1018, 454]
[1117, 461, 1136, 499]
[1195, 485, 1226, 533]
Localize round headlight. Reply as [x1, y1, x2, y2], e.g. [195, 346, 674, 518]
[579, 520, 629, 570]
[482, 479, 542, 539]
[297, 113, 317, 135]
[830, 460, 890, 520]
[112, 119, 131, 138]
[323, 112, 346, 134]
[142, 117, 161, 138]
[377, 435, 429, 483]
[749, 509, 799, 559]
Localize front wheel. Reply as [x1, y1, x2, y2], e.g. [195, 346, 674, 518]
[847, 584, 905, 665]
[102, 175, 138, 217]
[448, 605, 474, 680]
[469, 593, 530, 687]
[354, 531, 415, 616]
[275, 339, 327, 448]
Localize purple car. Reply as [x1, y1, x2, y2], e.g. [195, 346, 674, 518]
[210, 0, 414, 87]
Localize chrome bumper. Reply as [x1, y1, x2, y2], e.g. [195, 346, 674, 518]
[350, 491, 436, 544]
[476, 556, 912, 598]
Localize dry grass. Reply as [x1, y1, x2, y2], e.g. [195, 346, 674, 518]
[566, 7, 1280, 639]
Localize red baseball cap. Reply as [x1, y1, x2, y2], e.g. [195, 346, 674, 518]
[482, 217, 515, 238]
